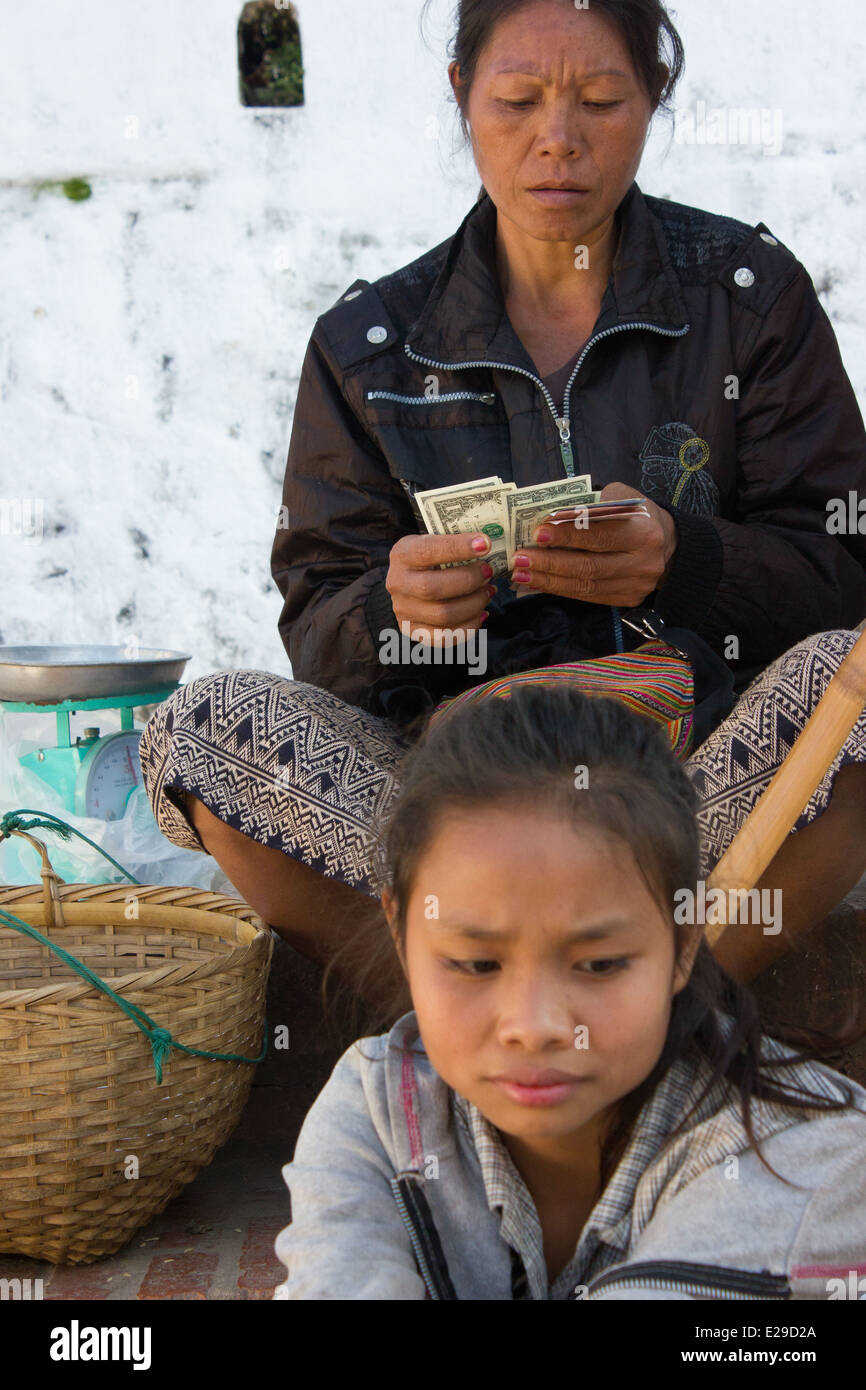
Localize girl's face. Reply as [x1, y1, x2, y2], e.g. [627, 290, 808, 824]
[450, 1, 654, 245]
[383, 803, 695, 1147]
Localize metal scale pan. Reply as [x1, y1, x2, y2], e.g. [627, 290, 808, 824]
[0, 646, 191, 819]
[0, 646, 191, 703]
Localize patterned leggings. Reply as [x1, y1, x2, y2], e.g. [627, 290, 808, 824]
[139, 627, 866, 900]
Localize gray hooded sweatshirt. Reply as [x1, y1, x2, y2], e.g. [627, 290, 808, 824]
[274, 1011, 866, 1300]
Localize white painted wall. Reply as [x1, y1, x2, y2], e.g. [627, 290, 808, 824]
[2, 0, 864, 678]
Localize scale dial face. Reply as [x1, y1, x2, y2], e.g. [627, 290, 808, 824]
[76, 731, 143, 820]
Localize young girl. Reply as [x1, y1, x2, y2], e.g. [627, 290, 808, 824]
[273, 687, 866, 1300]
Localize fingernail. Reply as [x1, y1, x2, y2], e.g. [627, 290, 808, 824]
[512, 571, 531, 584]
[480, 610, 489, 622]
[535, 528, 553, 544]
[513, 554, 531, 569]
[481, 562, 494, 579]
[472, 535, 490, 552]
[486, 584, 496, 600]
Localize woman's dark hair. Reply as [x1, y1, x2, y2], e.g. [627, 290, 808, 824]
[422, 0, 685, 198]
[326, 685, 862, 1188]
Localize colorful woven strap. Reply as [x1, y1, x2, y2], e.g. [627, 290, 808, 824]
[427, 640, 695, 760]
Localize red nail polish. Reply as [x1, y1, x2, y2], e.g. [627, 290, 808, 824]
[535, 528, 553, 544]
[481, 563, 494, 579]
[513, 554, 531, 568]
[512, 571, 531, 583]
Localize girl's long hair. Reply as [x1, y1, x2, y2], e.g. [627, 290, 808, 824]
[326, 685, 864, 1186]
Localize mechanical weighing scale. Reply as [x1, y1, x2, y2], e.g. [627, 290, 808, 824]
[0, 646, 190, 820]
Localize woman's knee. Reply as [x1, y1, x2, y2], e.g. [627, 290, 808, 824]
[779, 627, 860, 683]
[138, 670, 311, 827]
[141, 670, 310, 752]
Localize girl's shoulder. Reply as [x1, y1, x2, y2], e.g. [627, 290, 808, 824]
[293, 1012, 453, 1172]
[616, 1047, 866, 1296]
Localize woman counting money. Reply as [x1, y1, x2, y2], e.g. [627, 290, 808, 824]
[140, 0, 866, 1015]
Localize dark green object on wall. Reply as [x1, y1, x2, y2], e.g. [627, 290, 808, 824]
[238, 0, 304, 107]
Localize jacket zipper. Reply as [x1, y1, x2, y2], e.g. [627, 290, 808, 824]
[584, 1259, 791, 1301]
[405, 320, 690, 480]
[404, 321, 690, 657]
[367, 389, 496, 406]
[559, 320, 691, 472]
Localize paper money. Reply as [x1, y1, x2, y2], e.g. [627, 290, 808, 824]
[414, 474, 643, 598]
[545, 500, 649, 523]
[506, 480, 599, 564]
[415, 479, 516, 578]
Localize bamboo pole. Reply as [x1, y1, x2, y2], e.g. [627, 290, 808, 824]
[704, 625, 866, 947]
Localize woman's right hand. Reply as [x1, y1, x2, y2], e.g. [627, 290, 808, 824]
[385, 533, 497, 646]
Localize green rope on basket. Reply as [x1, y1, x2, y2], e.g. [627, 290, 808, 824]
[0, 807, 268, 1082]
[0, 907, 267, 1083]
[0, 808, 142, 884]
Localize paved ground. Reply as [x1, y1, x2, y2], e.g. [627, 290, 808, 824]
[2, 883, 865, 1300]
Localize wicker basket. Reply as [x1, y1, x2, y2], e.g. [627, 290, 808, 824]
[0, 828, 273, 1265]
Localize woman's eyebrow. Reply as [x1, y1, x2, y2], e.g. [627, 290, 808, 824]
[494, 66, 630, 80]
[430, 918, 634, 942]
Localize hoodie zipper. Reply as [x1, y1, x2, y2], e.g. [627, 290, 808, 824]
[390, 1174, 458, 1300]
[584, 1260, 791, 1301]
[389, 1186, 792, 1300]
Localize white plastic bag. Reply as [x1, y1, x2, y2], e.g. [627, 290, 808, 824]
[0, 705, 240, 894]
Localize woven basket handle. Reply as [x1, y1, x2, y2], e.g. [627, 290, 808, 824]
[4, 827, 68, 929]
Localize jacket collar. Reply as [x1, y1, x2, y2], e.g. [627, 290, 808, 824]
[405, 181, 689, 370]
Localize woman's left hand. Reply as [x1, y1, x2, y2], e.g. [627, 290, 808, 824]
[509, 481, 678, 607]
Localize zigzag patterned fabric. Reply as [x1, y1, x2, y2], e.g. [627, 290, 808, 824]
[138, 627, 866, 900]
[685, 624, 866, 880]
[139, 669, 415, 893]
[426, 639, 695, 760]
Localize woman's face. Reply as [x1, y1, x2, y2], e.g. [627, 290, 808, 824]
[450, 0, 655, 244]
[384, 802, 694, 1147]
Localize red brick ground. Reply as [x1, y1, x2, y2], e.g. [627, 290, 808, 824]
[1, 891, 865, 1300]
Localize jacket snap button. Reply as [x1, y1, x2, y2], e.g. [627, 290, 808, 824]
[734, 267, 756, 288]
[367, 325, 388, 344]
[344, 289, 362, 301]
[760, 233, 779, 246]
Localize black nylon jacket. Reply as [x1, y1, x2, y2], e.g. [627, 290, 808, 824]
[272, 181, 866, 728]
